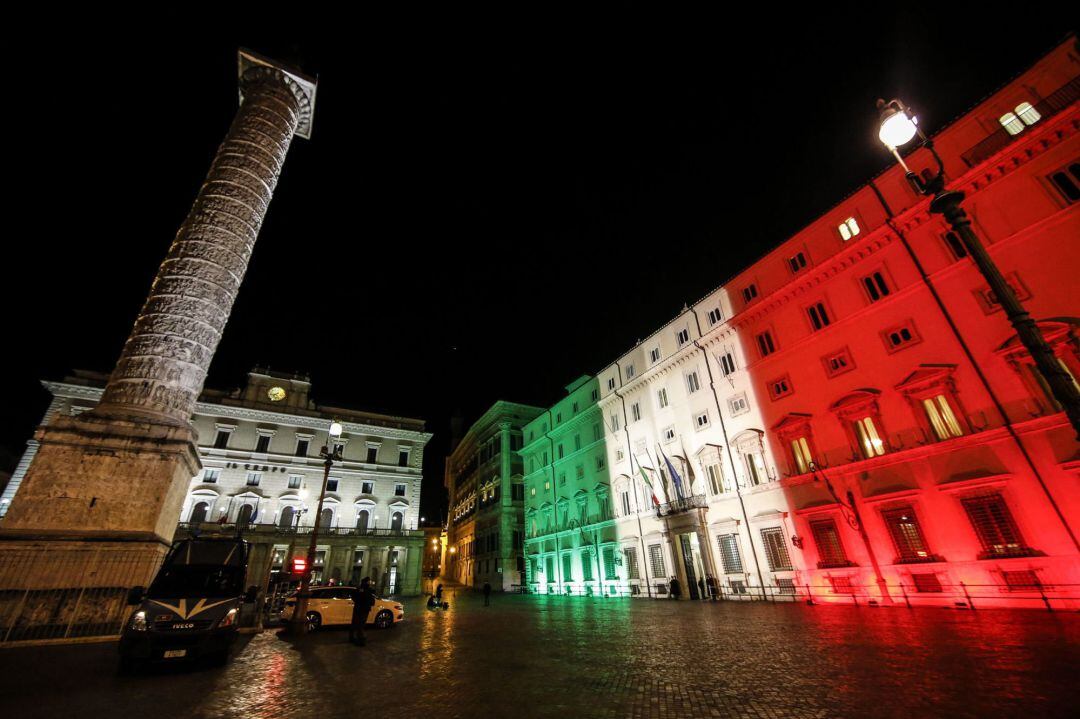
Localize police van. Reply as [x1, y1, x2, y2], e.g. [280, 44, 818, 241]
[119, 537, 256, 670]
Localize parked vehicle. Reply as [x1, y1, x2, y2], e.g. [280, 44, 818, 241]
[118, 538, 256, 670]
[280, 586, 404, 631]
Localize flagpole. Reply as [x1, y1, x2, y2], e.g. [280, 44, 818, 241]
[630, 453, 654, 599]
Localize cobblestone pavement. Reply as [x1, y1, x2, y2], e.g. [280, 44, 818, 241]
[1, 589, 1077, 719]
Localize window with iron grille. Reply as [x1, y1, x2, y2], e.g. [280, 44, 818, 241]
[882, 506, 934, 562]
[810, 518, 851, 568]
[717, 534, 743, 573]
[581, 551, 594, 581]
[776, 578, 796, 595]
[625, 547, 640, 579]
[1002, 570, 1041, 591]
[729, 580, 747, 594]
[603, 547, 617, 579]
[911, 573, 943, 593]
[545, 556, 555, 582]
[562, 553, 573, 581]
[760, 527, 793, 571]
[961, 493, 1033, 558]
[829, 575, 854, 593]
[648, 544, 665, 577]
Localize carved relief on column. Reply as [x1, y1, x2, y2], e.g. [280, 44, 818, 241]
[96, 55, 315, 424]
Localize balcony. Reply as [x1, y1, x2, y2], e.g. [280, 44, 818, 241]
[961, 75, 1080, 167]
[655, 494, 708, 518]
[176, 522, 422, 539]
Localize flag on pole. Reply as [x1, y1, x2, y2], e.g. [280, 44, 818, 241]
[658, 444, 685, 500]
[680, 439, 699, 496]
[249, 503, 259, 524]
[633, 455, 661, 507]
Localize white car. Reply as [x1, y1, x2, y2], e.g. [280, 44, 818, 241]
[280, 587, 404, 631]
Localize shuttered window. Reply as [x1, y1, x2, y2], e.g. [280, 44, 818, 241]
[625, 548, 640, 580]
[760, 528, 793, 571]
[648, 544, 665, 577]
[882, 506, 932, 562]
[603, 547, 617, 579]
[810, 519, 849, 568]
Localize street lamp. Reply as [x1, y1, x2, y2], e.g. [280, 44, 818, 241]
[286, 418, 344, 636]
[876, 98, 1080, 438]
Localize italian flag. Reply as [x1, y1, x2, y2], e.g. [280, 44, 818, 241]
[634, 456, 661, 507]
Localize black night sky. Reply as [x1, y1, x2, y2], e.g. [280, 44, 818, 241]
[3, 13, 1074, 518]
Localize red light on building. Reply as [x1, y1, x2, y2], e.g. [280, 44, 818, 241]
[291, 557, 307, 576]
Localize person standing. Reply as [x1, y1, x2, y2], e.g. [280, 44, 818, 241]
[348, 578, 376, 646]
[483, 581, 492, 607]
[706, 575, 718, 601]
[436, 583, 444, 604]
[669, 576, 682, 600]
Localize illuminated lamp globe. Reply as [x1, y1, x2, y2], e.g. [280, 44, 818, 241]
[877, 99, 919, 149]
[329, 420, 343, 438]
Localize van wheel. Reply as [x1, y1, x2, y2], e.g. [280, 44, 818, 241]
[374, 610, 393, 629]
[305, 612, 322, 632]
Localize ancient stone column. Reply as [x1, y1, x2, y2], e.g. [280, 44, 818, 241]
[96, 53, 315, 425]
[1, 50, 316, 547]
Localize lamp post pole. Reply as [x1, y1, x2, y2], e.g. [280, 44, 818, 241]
[287, 420, 343, 636]
[877, 99, 1080, 439]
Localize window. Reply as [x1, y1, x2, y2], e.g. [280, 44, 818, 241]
[574, 434, 582, 451]
[676, 328, 690, 346]
[790, 436, 812, 474]
[756, 330, 776, 357]
[333, 442, 345, 456]
[822, 348, 854, 378]
[255, 434, 271, 453]
[615, 449, 624, 462]
[853, 416, 886, 458]
[729, 580, 747, 594]
[922, 395, 965, 440]
[562, 553, 573, 581]
[609, 413, 620, 432]
[706, 463, 724, 495]
[631, 403, 641, 422]
[648, 544, 666, 577]
[719, 352, 736, 376]
[973, 272, 1031, 315]
[728, 393, 749, 416]
[398, 450, 410, 467]
[961, 493, 1032, 559]
[572, 402, 579, 415]
[575, 464, 584, 481]
[911, 573, 943, 593]
[361, 481, 374, 495]
[1001, 570, 1041, 591]
[788, 251, 807, 273]
[595, 455, 606, 472]
[625, 547, 640, 579]
[326, 479, 339, 492]
[767, 375, 793, 401]
[1015, 101, 1041, 126]
[662, 426, 676, 443]
[366, 446, 378, 463]
[1048, 162, 1080, 203]
[707, 307, 723, 326]
[882, 506, 933, 562]
[694, 412, 710, 430]
[202, 469, 220, 484]
[686, 371, 701, 393]
[882, 320, 921, 353]
[625, 364, 636, 380]
[776, 578, 796, 595]
[295, 439, 310, 457]
[942, 231, 968, 260]
[557, 444, 565, 459]
[607, 377, 616, 390]
[807, 302, 831, 331]
[288, 475, 302, 489]
[650, 346, 661, 363]
[742, 284, 758, 303]
[760, 528, 793, 571]
[999, 111, 1024, 136]
[246, 472, 261, 486]
[657, 388, 669, 409]
[861, 272, 891, 302]
[603, 547, 617, 579]
[838, 216, 860, 241]
[620, 491, 631, 516]
[829, 575, 853, 593]
[555, 412, 562, 424]
[213, 430, 230, 449]
[810, 519, 850, 568]
[581, 550, 594, 581]
[736, 438, 768, 486]
[591, 388, 599, 401]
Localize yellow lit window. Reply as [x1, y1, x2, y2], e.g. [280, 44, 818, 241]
[854, 416, 885, 458]
[791, 437, 813, 474]
[923, 395, 964, 440]
[1015, 102, 1041, 126]
[838, 216, 860, 241]
[999, 112, 1023, 136]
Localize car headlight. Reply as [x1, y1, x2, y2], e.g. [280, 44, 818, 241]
[129, 610, 148, 632]
[218, 608, 238, 628]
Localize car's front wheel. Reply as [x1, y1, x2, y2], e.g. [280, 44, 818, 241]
[373, 610, 393, 629]
[305, 612, 322, 632]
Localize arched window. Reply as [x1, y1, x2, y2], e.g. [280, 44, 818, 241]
[190, 502, 209, 524]
[356, 509, 370, 533]
[279, 505, 295, 529]
[391, 512, 403, 532]
[320, 507, 334, 529]
[237, 504, 254, 525]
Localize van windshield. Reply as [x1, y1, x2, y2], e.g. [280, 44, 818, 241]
[149, 565, 245, 598]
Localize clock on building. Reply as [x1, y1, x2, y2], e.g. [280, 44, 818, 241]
[267, 386, 287, 402]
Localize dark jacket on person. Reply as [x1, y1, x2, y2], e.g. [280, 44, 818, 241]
[349, 586, 376, 624]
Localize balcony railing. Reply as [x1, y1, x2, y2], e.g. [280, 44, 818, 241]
[176, 522, 422, 538]
[961, 75, 1080, 167]
[655, 494, 708, 518]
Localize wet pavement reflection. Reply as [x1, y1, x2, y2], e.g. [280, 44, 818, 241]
[1, 587, 1076, 718]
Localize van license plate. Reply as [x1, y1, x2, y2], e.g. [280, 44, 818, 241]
[163, 649, 187, 659]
